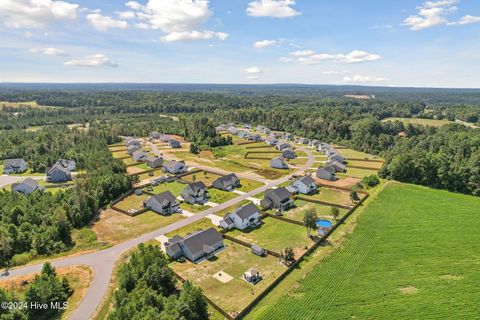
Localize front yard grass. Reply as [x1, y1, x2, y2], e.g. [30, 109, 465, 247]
[170, 239, 287, 316]
[208, 188, 239, 204]
[180, 202, 209, 213]
[228, 217, 313, 254]
[238, 179, 265, 192]
[166, 218, 217, 238]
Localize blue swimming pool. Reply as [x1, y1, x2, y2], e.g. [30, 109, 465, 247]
[316, 219, 333, 228]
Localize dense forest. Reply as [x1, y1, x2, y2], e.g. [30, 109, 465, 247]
[0, 127, 132, 266]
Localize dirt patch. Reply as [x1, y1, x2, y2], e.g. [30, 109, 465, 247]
[439, 274, 463, 281]
[256, 169, 284, 180]
[126, 166, 144, 174]
[91, 209, 131, 243]
[315, 177, 360, 189]
[399, 286, 418, 295]
[213, 270, 233, 283]
[199, 150, 215, 159]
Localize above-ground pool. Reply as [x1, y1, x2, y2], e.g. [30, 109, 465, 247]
[316, 219, 333, 228]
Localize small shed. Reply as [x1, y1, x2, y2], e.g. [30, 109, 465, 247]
[251, 244, 266, 257]
[243, 268, 261, 284]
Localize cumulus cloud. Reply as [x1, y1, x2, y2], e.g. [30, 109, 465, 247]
[125, 0, 227, 42]
[116, 11, 136, 20]
[161, 30, 228, 42]
[87, 12, 129, 31]
[243, 66, 264, 74]
[0, 0, 79, 28]
[247, 0, 300, 18]
[253, 39, 278, 48]
[283, 50, 382, 64]
[449, 14, 480, 25]
[31, 47, 69, 56]
[64, 54, 118, 67]
[343, 75, 389, 83]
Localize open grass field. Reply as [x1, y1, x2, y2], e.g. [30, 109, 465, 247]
[208, 188, 239, 203]
[180, 202, 209, 213]
[136, 169, 166, 182]
[228, 217, 313, 255]
[299, 187, 355, 207]
[0, 101, 40, 109]
[171, 239, 287, 316]
[181, 170, 222, 186]
[339, 167, 379, 179]
[0, 265, 93, 320]
[382, 117, 452, 127]
[114, 194, 149, 211]
[249, 183, 480, 320]
[284, 200, 349, 222]
[142, 181, 186, 195]
[238, 178, 265, 192]
[112, 151, 129, 159]
[347, 159, 383, 169]
[92, 209, 185, 244]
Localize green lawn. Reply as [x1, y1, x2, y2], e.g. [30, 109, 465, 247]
[283, 200, 349, 222]
[382, 117, 452, 127]
[249, 183, 480, 320]
[180, 202, 209, 213]
[166, 219, 217, 238]
[208, 188, 238, 204]
[347, 159, 383, 169]
[300, 187, 355, 207]
[143, 181, 185, 196]
[237, 179, 265, 192]
[339, 167, 378, 179]
[339, 148, 380, 160]
[112, 151, 129, 159]
[181, 171, 222, 186]
[228, 217, 313, 254]
[134, 163, 150, 171]
[171, 239, 287, 316]
[114, 194, 150, 211]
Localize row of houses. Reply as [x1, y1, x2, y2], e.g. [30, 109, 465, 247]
[316, 143, 347, 181]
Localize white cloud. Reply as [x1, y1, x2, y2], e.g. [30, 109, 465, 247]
[64, 54, 118, 67]
[243, 66, 264, 74]
[161, 30, 228, 42]
[285, 50, 382, 64]
[125, 0, 227, 41]
[31, 47, 69, 56]
[323, 70, 350, 75]
[247, 75, 260, 80]
[116, 11, 136, 20]
[247, 0, 300, 18]
[343, 75, 389, 83]
[0, 0, 79, 28]
[253, 39, 278, 48]
[87, 12, 129, 31]
[403, 0, 458, 30]
[449, 14, 480, 25]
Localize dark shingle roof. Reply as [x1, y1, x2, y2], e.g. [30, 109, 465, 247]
[181, 228, 223, 256]
[22, 178, 39, 189]
[318, 166, 336, 174]
[299, 175, 315, 185]
[234, 203, 259, 221]
[213, 173, 239, 188]
[4, 159, 25, 168]
[151, 191, 178, 208]
[265, 187, 291, 203]
[186, 181, 207, 193]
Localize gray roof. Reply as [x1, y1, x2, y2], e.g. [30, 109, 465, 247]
[265, 187, 291, 202]
[299, 175, 315, 185]
[213, 173, 239, 188]
[150, 191, 178, 208]
[251, 244, 264, 252]
[22, 178, 39, 189]
[165, 160, 184, 169]
[47, 163, 70, 175]
[56, 159, 75, 168]
[234, 203, 259, 221]
[319, 166, 336, 174]
[185, 181, 207, 194]
[4, 159, 25, 168]
[181, 228, 223, 256]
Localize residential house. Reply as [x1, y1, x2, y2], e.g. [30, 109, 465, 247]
[243, 268, 261, 284]
[263, 127, 271, 134]
[3, 159, 27, 174]
[164, 228, 224, 263]
[163, 160, 187, 174]
[329, 153, 345, 164]
[309, 139, 320, 148]
[270, 157, 289, 169]
[283, 133, 294, 141]
[146, 156, 163, 169]
[150, 131, 161, 139]
[326, 160, 346, 173]
[56, 159, 76, 171]
[256, 125, 265, 132]
[282, 148, 297, 159]
[317, 142, 331, 153]
[264, 136, 278, 146]
[291, 175, 318, 194]
[238, 130, 249, 139]
[159, 134, 171, 142]
[219, 203, 261, 230]
[296, 137, 309, 144]
[316, 166, 336, 181]
[12, 178, 43, 195]
[47, 163, 72, 183]
[132, 150, 148, 162]
[249, 134, 262, 142]
[143, 191, 180, 215]
[125, 139, 141, 148]
[169, 139, 181, 148]
[212, 173, 240, 191]
[127, 145, 140, 155]
[215, 125, 227, 132]
[261, 187, 294, 211]
[228, 127, 239, 135]
[181, 181, 209, 205]
[277, 142, 291, 151]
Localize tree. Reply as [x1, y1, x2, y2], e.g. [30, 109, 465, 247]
[0, 232, 11, 275]
[192, 175, 197, 182]
[350, 191, 360, 203]
[189, 142, 199, 154]
[361, 174, 380, 188]
[175, 281, 209, 320]
[282, 247, 295, 264]
[303, 208, 318, 237]
[331, 207, 340, 221]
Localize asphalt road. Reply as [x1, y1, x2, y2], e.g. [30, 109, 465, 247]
[0, 175, 46, 189]
[1, 144, 315, 320]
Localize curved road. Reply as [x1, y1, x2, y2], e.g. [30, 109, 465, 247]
[1, 145, 315, 320]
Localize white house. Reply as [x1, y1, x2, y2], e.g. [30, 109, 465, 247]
[291, 175, 318, 194]
[219, 203, 261, 230]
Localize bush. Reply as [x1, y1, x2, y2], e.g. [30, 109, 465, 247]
[361, 174, 380, 188]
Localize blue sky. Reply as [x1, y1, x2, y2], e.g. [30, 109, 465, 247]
[0, 0, 479, 87]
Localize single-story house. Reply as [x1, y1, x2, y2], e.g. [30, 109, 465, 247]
[219, 203, 261, 230]
[56, 159, 76, 171]
[326, 160, 346, 173]
[47, 163, 72, 183]
[163, 160, 187, 174]
[243, 268, 261, 284]
[125, 139, 141, 148]
[249, 134, 262, 142]
[291, 175, 318, 195]
[263, 128, 271, 134]
[127, 145, 140, 155]
[270, 157, 289, 169]
[251, 244, 266, 257]
[146, 156, 163, 169]
[277, 142, 291, 151]
[212, 173, 240, 191]
[317, 142, 331, 153]
[164, 228, 224, 263]
[144, 191, 180, 215]
[3, 159, 27, 174]
[169, 139, 181, 148]
[181, 181, 209, 205]
[264, 136, 278, 146]
[261, 187, 294, 211]
[316, 166, 337, 181]
[282, 148, 297, 159]
[238, 130, 249, 139]
[12, 178, 43, 195]
[228, 127, 239, 135]
[132, 150, 148, 162]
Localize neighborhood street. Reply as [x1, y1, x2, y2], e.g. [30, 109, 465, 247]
[1, 146, 315, 320]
